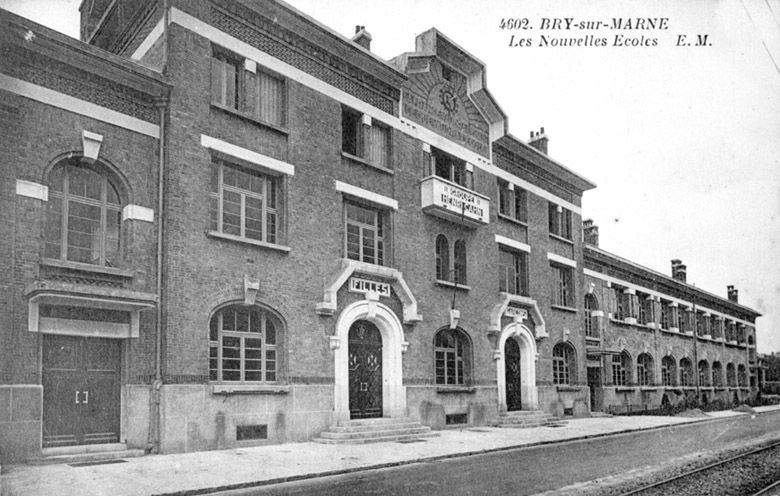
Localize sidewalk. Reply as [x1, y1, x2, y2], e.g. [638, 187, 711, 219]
[3, 405, 779, 496]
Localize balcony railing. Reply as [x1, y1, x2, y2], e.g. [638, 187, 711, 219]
[420, 175, 489, 227]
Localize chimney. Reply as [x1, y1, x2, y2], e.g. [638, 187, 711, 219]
[528, 127, 548, 154]
[352, 25, 372, 51]
[727, 285, 739, 303]
[583, 219, 599, 246]
[671, 259, 687, 283]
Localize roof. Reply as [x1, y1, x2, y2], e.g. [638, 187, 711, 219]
[584, 244, 762, 319]
[0, 8, 169, 98]
[495, 134, 597, 193]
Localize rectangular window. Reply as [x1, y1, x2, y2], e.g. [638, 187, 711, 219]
[660, 301, 670, 329]
[209, 161, 281, 244]
[552, 264, 574, 308]
[211, 46, 286, 127]
[548, 202, 572, 240]
[345, 201, 385, 265]
[498, 248, 528, 296]
[679, 310, 688, 333]
[430, 147, 472, 189]
[341, 107, 391, 168]
[497, 180, 527, 223]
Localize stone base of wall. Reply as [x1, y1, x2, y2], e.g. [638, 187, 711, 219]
[0, 385, 43, 463]
[600, 386, 754, 414]
[538, 385, 590, 417]
[406, 385, 498, 429]
[157, 384, 333, 453]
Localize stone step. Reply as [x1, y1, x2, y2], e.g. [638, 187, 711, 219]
[337, 417, 419, 427]
[29, 446, 145, 465]
[320, 426, 432, 440]
[499, 410, 551, 418]
[315, 417, 438, 444]
[330, 421, 423, 433]
[313, 431, 439, 445]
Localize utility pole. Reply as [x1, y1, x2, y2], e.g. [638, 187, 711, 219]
[693, 294, 700, 402]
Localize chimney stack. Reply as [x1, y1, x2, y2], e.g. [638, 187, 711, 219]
[528, 127, 548, 154]
[727, 285, 739, 303]
[671, 259, 687, 283]
[583, 219, 599, 246]
[352, 25, 372, 51]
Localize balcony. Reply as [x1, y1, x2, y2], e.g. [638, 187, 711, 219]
[421, 175, 489, 228]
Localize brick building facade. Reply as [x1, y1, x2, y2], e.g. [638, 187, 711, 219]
[0, 0, 760, 462]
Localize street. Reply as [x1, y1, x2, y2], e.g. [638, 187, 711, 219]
[219, 410, 780, 496]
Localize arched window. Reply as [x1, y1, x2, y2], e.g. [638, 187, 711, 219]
[712, 361, 723, 387]
[44, 157, 122, 267]
[553, 342, 576, 385]
[698, 360, 710, 387]
[453, 239, 467, 285]
[680, 358, 693, 386]
[584, 294, 598, 338]
[661, 355, 676, 386]
[435, 235, 449, 281]
[612, 351, 631, 386]
[737, 364, 747, 386]
[637, 353, 654, 386]
[209, 304, 281, 382]
[726, 363, 736, 386]
[434, 328, 471, 385]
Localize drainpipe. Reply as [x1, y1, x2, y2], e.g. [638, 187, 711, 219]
[147, 0, 170, 456]
[148, 95, 167, 454]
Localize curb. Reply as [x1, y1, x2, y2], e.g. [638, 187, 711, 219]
[150, 411, 764, 496]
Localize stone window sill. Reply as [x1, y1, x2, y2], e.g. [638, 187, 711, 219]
[436, 386, 476, 394]
[341, 152, 394, 175]
[211, 384, 290, 395]
[556, 386, 579, 392]
[435, 280, 471, 291]
[640, 387, 658, 392]
[40, 258, 134, 278]
[551, 304, 577, 313]
[211, 103, 289, 135]
[549, 233, 574, 245]
[497, 213, 528, 227]
[615, 387, 636, 392]
[207, 231, 291, 253]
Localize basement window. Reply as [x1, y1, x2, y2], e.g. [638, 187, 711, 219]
[236, 424, 267, 441]
[445, 413, 468, 425]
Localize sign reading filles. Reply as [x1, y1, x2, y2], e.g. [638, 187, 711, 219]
[349, 278, 391, 298]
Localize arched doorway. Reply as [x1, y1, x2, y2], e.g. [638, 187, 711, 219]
[348, 320, 383, 419]
[496, 323, 538, 412]
[333, 300, 407, 423]
[505, 338, 523, 411]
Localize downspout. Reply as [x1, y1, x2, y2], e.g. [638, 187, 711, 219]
[149, 96, 166, 454]
[149, 0, 169, 455]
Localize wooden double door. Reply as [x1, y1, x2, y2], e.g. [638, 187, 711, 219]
[42, 335, 121, 448]
[348, 320, 383, 419]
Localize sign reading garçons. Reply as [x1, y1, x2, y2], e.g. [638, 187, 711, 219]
[504, 307, 528, 321]
[349, 278, 391, 298]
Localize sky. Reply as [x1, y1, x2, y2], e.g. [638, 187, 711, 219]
[2, 0, 779, 352]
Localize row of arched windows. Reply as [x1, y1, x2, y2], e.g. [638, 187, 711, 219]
[611, 351, 748, 387]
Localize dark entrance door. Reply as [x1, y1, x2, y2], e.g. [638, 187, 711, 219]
[42, 335, 121, 448]
[505, 338, 522, 411]
[348, 320, 382, 419]
[587, 366, 601, 411]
